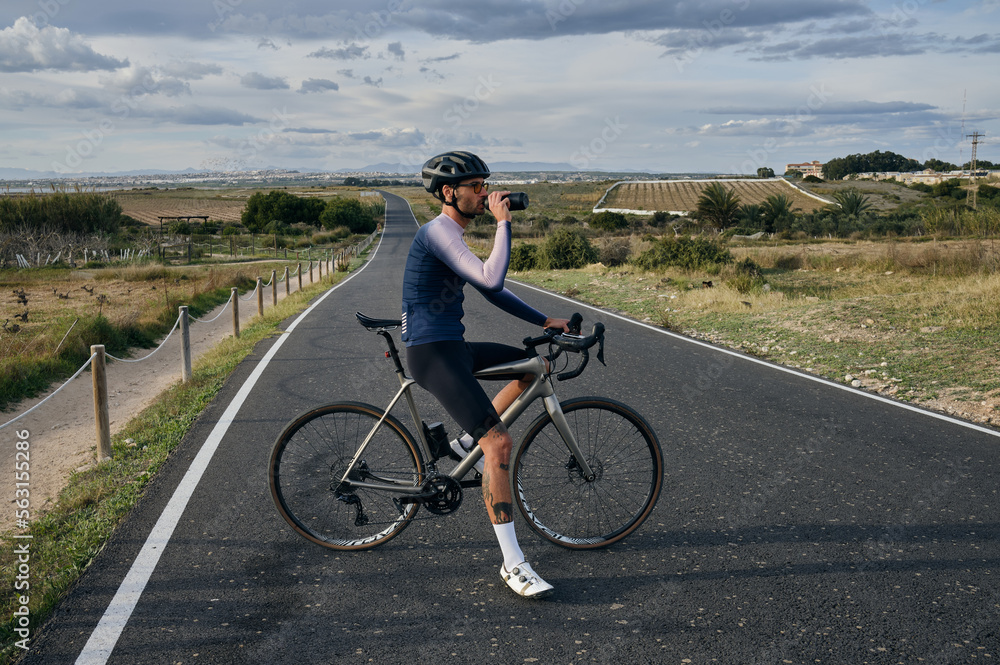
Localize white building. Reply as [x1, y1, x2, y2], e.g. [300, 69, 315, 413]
[785, 161, 824, 178]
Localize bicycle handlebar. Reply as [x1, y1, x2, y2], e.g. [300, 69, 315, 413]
[522, 313, 605, 381]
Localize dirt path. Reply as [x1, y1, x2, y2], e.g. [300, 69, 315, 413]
[2, 265, 325, 532]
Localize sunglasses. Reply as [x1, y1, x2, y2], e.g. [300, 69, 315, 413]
[454, 181, 489, 194]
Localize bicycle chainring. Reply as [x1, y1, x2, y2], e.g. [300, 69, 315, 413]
[421, 474, 463, 515]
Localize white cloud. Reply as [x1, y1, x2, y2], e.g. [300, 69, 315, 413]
[0, 17, 127, 72]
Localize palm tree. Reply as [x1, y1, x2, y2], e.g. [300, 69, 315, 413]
[761, 193, 796, 232]
[833, 188, 873, 217]
[737, 203, 764, 230]
[696, 182, 741, 229]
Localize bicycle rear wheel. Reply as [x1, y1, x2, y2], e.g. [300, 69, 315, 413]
[512, 397, 662, 549]
[269, 402, 423, 550]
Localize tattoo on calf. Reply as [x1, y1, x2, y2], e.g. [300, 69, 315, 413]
[482, 470, 514, 523]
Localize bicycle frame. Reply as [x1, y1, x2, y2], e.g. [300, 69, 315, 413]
[337, 346, 597, 495]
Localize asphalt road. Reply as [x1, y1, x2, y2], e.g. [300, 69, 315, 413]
[23, 192, 1000, 664]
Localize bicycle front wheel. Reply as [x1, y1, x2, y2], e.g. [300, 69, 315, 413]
[269, 402, 423, 550]
[513, 397, 663, 549]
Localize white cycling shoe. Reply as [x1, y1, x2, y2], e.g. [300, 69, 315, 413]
[449, 435, 484, 474]
[501, 561, 554, 599]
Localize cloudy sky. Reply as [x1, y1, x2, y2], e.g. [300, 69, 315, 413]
[1, 0, 998, 175]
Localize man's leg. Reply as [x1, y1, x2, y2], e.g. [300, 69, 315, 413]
[478, 421, 516, 524]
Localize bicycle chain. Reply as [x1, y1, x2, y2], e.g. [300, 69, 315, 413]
[336, 469, 466, 527]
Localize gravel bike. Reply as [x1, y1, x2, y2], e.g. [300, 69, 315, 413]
[268, 312, 663, 551]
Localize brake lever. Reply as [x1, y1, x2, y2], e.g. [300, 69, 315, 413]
[595, 324, 606, 366]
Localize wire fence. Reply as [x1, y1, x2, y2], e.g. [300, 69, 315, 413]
[0, 226, 380, 450]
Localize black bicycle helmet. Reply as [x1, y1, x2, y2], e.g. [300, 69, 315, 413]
[422, 151, 491, 201]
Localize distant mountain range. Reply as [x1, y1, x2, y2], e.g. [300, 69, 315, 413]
[0, 161, 622, 181]
[336, 161, 582, 174]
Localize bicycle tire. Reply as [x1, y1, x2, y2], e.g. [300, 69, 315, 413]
[512, 397, 663, 549]
[269, 402, 423, 550]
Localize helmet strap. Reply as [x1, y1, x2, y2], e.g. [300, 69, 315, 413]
[443, 188, 477, 220]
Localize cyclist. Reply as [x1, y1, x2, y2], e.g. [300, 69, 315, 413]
[402, 150, 569, 598]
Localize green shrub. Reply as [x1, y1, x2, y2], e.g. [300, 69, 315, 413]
[510, 243, 539, 271]
[168, 221, 192, 235]
[538, 229, 598, 270]
[773, 253, 803, 270]
[599, 237, 632, 267]
[729, 257, 766, 294]
[589, 211, 628, 231]
[632, 235, 733, 271]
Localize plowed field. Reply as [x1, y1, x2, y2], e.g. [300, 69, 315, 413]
[112, 192, 247, 226]
[598, 179, 833, 213]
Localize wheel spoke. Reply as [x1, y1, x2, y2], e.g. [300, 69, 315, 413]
[269, 403, 422, 550]
[513, 399, 662, 549]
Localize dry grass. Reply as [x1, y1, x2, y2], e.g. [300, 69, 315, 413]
[514, 237, 1000, 427]
[0, 262, 285, 407]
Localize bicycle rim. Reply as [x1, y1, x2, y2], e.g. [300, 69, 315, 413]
[513, 398, 663, 549]
[269, 402, 423, 550]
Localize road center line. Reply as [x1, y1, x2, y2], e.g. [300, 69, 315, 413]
[75, 232, 385, 665]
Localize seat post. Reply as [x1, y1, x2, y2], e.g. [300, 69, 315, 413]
[378, 330, 406, 375]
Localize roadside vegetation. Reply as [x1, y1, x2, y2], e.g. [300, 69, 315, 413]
[0, 188, 382, 409]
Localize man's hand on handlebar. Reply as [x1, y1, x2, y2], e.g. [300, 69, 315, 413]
[543, 317, 571, 334]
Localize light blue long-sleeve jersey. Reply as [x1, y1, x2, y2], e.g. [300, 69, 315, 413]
[401, 214, 547, 346]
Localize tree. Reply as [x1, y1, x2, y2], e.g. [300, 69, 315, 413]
[737, 203, 764, 229]
[241, 190, 309, 233]
[822, 150, 921, 180]
[757, 167, 775, 178]
[696, 182, 741, 229]
[320, 197, 376, 234]
[833, 188, 873, 217]
[761, 193, 796, 232]
[924, 158, 959, 172]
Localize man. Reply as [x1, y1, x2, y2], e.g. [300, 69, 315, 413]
[401, 151, 569, 598]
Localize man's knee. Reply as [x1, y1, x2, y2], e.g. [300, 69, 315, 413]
[480, 424, 513, 460]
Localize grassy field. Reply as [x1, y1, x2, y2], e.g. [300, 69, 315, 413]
[510, 237, 1000, 427]
[598, 179, 833, 213]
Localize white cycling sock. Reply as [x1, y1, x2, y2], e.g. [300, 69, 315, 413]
[457, 432, 474, 452]
[493, 522, 525, 570]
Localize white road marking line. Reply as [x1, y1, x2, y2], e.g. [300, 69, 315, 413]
[75, 233, 385, 665]
[511, 279, 1000, 440]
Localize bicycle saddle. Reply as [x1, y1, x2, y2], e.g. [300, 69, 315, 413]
[356, 312, 402, 331]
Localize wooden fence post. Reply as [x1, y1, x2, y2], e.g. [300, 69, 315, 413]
[271, 269, 277, 306]
[180, 306, 192, 383]
[91, 345, 111, 461]
[297, 263, 302, 291]
[232, 287, 240, 338]
[256, 277, 264, 317]
[309, 260, 314, 284]
[284, 266, 290, 296]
